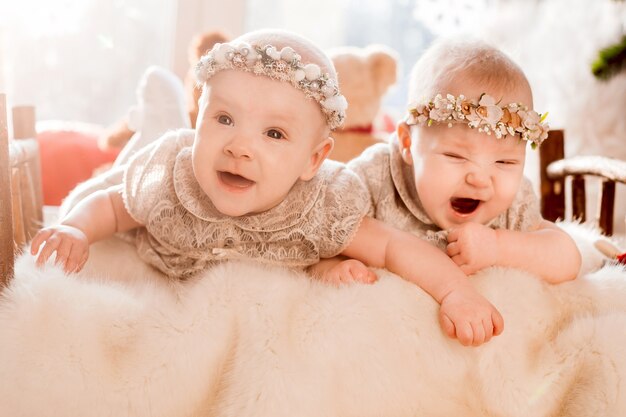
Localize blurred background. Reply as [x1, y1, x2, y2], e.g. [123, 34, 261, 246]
[1, 0, 625, 228]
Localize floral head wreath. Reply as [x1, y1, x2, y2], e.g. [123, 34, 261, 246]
[195, 42, 348, 130]
[406, 93, 549, 148]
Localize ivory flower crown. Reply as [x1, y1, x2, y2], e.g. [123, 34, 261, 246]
[195, 42, 348, 130]
[406, 93, 549, 148]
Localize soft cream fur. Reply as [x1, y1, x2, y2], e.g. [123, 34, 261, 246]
[0, 223, 625, 417]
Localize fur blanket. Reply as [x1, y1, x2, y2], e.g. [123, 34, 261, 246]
[0, 223, 625, 417]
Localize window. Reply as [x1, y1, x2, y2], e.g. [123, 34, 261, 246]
[0, 0, 176, 125]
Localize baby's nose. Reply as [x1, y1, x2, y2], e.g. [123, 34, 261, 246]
[224, 137, 253, 159]
[465, 170, 491, 188]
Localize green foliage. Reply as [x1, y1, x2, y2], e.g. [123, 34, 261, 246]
[591, 34, 626, 81]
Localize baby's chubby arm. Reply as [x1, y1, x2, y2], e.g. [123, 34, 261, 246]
[30, 184, 141, 273]
[342, 216, 504, 346]
[446, 220, 581, 283]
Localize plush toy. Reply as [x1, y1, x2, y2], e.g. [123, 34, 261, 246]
[184, 30, 230, 128]
[595, 239, 626, 265]
[327, 44, 399, 162]
[98, 30, 229, 153]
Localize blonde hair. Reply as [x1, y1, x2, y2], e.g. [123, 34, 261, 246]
[408, 37, 532, 106]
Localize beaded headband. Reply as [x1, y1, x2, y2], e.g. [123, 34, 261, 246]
[195, 42, 347, 130]
[406, 93, 549, 148]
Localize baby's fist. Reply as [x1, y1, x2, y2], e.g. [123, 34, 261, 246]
[321, 259, 378, 286]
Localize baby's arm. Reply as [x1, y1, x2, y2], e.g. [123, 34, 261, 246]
[30, 184, 141, 273]
[342, 217, 504, 346]
[446, 221, 581, 283]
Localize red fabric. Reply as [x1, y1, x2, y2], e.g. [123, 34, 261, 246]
[38, 129, 120, 205]
[339, 124, 374, 134]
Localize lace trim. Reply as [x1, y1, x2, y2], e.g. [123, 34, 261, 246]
[388, 135, 436, 225]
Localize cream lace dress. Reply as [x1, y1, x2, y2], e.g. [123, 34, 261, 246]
[348, 134, 543, 250]
[122, 129, 370, 279]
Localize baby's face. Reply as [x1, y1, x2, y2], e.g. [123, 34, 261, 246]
[408, 123, 526, 230]
[192, 70, 331, 217]
[404, 76, 534, 230]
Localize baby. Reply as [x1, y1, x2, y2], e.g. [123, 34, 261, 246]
[331, 37, 581, 293]
[31, 29, 502, 346]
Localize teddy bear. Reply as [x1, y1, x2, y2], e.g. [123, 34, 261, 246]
[98, 30, 229, 154]
[327, 44, 399, 163]
[184, 30, 230, 128]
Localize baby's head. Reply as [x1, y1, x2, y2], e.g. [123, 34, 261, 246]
[397, 38, 549, 230]
[191, 29, 347, 216]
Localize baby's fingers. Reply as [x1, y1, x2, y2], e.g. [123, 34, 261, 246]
[439, 313, 456, 339]
[349, 265, 377, 284]
[35, 236, 61, 266]
[446, 242, 460, 257]
[65, 246, 88, 274]
[455, 321, 473, 346]
[54, 238, 73, 266]
[492, 310, 504, 336]
[30, 229, 54, 256]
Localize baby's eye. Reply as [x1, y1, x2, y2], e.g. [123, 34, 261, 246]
[266, 129, 285, 140]
[444, 153, 464, 160]
[217, 114, 233, 125]
[496, 159, 518, 165]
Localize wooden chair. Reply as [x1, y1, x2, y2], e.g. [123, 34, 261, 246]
[0, 94, 43, 286]
[540, 129, 626, 236]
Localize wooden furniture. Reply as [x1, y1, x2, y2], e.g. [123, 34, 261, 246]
[0, 94, 43, 286]
[540, 129, 626, 236]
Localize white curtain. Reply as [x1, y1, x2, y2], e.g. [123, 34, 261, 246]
[0, 0, 177, 125]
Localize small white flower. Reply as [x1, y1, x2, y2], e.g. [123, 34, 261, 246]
[321, 94, 348, 112]
[280, 47, 295, 62]
[214, 43, 234, 64]
[294, 69, 306, 82]
[304, 64, 321, 81]
[246, 49, 261, 65]
[265, 46, 281, 60]
[520, 110, 541, 130]
[321, 84, 335, 97]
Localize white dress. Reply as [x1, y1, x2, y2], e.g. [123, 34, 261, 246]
[122, 129, 370, 279]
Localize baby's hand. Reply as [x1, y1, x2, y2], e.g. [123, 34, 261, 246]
[438, 284, 504, 346]
[447, 223, 499, 275]
[321, 259, 378, 287]
[30, 225, 89, 274]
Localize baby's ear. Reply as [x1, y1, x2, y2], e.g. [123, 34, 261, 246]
[300, 136, 334, 181]
[397, 122, 413, 165]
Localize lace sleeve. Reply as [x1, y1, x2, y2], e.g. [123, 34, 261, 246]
[346, 143, 388, 217]
[505, 176, 543, 231]
[122, 130, 189, 224]
[316, 164, 371, 258]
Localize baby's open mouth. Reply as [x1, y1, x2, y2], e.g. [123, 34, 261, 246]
[450, 197, 480, 214]
[218, 171, 255, 188]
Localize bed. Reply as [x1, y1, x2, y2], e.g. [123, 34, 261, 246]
[1, 95, 626, 416]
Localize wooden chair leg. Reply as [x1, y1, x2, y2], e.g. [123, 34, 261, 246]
[540, 129, 565, 222]
[598, 179, 615, 236]
[12, 106, 43, 230]
[11, 167, 26, 248]
[0, 94, 14, 285]
[571, 175, 586, 222]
